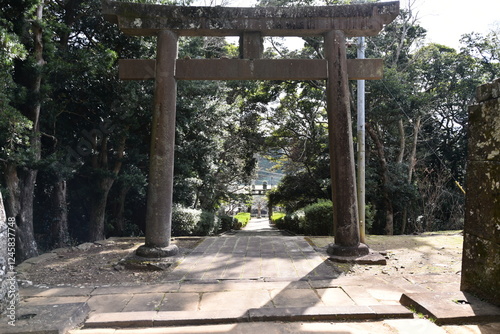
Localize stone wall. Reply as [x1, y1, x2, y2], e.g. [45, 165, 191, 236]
[461, 78, 500, 306]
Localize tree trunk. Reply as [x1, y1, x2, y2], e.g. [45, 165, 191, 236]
[3, 2, 46, 262]
[88, 134, 126, 241]
[408, 116, 421, 183]
[401, 116, 421, 234]
[111, 182, 131, 236]
[366, 123, 394, 235]
[50, 179, 69, 248]
[397, 119, 405, 164]
[88, 178, 114, 241]
[3, 164, 39, 263]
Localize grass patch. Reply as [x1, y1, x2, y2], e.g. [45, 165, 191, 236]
[271, 212, 286, 221]
[234, 212, 251, 229]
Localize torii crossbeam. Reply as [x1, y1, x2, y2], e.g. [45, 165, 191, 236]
[102, 1, 399, 258]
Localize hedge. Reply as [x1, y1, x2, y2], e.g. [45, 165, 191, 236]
[171, 205, 237, 236]
[273, 200, 334, 236]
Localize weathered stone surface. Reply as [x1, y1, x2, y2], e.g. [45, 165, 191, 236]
[119, 58, 384, 81]
[239, 32, 263, 59]
[462, 78, 500, 307]
[468, 100, 500, 161]
[328, 250, 387, 264]
[102, 1, 400, 37]
[139, 29, 178, 256]
[400, 291, 500, 325]
[85, 311, 155, 328]
[325, 30, 360, 250]
[0, 302, 89, 334]
[464, 161, 500, 244]
[461, 233, 500, 306]
[476, 77, 500, 102]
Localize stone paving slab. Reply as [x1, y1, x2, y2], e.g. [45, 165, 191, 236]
[158, 292, 199, 312]
[0, 302, 89, 334]
[400, 291, 500, 325]
[169, 235, 340, 281]
[68, 321, 416, 334]
[84, 304, 413, 328]
[199, 290, 273, 311]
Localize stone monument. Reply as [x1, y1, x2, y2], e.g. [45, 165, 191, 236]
[461, 78, 500, 306]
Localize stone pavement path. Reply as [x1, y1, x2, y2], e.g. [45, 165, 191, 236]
[168, 218, 340, 281]
[8, 218, 500, 333]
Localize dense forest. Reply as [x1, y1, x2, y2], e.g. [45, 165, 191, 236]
[1, 0, 499, 262]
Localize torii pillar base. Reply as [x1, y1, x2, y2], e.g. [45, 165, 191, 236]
[136, 244, 179, 258]
[327, 243, 369, 257]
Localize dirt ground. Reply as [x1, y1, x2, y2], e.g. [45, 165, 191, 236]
[17, 237, 203, 287]
[17, 232, 463, 288]
[308, 231, 463, 277]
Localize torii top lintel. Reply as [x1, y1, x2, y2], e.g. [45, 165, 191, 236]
[102, 1, 399, 37]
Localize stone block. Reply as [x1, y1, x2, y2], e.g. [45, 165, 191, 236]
[400, 291, 500, 325]
[464, 161, 500, 244]
[476, 78, 500, 102]
[248, 305, 377, 322]
[154, 309, 248, 326]
[158, 292, 200, 311]
[121, 293, 165, 312]
[199, 290, 271, 311]
[467, 100, 500, 161]
[318, 287, 360, 306]
[269, 288, 322, 308]
[0, 302, 89, 334]
[461, 233, 500, 306]
[86, 294, 132, 313]
[369, 305, 413, 318]
[85, 311, 155, 328]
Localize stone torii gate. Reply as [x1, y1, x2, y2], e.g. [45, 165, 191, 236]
[102, 1, 399, 258]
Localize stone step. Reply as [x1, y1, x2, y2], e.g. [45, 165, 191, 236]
[83, 305, 413, 329]
[400, 291, 500, 325]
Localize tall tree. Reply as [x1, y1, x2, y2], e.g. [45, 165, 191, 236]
[0, 0, 45, 261]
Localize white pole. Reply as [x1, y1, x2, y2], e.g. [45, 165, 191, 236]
[357, 36, 366, 243]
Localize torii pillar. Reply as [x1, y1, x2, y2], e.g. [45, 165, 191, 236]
[136, 30, 179, 257]
[325, 30, 369, 256]
[102, 1, 399, 258]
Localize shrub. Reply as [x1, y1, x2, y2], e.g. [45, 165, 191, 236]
[194, 211, 220, 236]
[218, 214, 237, 232]
[233, 212, 251, 230]
[270, 212, 285, 224]
[171, 205, 200, 236]
[171, 205, 220, 236]
[274, 210, 304, 234]
[302, 200, 334, 236]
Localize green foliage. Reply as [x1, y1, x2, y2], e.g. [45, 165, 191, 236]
[270, 212, 286, 223]
[171, 205, 221, 236]
[274, 210, 304, 234]
[218, 214, 238, 232]
[0, 109, 33, 162]
[194, 211, 220, 236]
[272, 201, 333, 235]
[233, 212, 251, 229]
[302, 200, 333, 236]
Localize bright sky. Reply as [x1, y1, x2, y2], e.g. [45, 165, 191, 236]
[410, 0, 500, 49]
